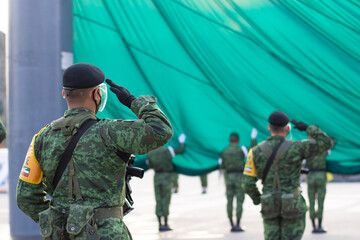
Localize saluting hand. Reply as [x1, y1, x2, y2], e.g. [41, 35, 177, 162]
[290, 120, 309, 131]
[106, 79, 136, 108]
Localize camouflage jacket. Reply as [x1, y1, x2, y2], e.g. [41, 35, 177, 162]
[16, 95, 173, 222]
[220, 145, 245, 171]
[242, 126, 332, 204]
[0, 119, 6, 143]
[147, 141, 184, 172]
[306, 138, 335, 170]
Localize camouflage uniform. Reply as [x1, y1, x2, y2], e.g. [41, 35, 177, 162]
[16, 95, 173, 240]
[148, 142, 184, 229]
[171, 173, 179, 192]
[0, 119, 6, 143]
[221, 145, 246, 224]
[200, 174, 207, 188]
[306, 152, 327, 221]
[242, 126, 332, 240]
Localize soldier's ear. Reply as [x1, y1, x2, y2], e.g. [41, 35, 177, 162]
[267, 125, 271, 133]
[62, 89, 65, 99]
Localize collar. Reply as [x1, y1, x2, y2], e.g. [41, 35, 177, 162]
[267, 135, 286, 141]
[64, 108, 96, 118]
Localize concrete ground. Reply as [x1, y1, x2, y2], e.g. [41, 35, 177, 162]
[1, 171, 360, 239]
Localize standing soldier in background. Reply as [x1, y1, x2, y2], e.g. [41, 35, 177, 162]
[0, 119, 5, 143]
[306, 135, 336, 233]
[219, 129, 257, 232]
[171, 173, 179, 193]
[147, 133, 186, 231]
[16, 63, 173, 239]
[200, 174, 208, 194]
[242, 111, 332, 240]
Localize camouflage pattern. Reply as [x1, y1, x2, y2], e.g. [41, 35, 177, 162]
[16, 95, 173, 239]
[263, 214, 306, 240]
[242, 125, 332, 240]
[224, 172, 244, 219]
[221, 145, 245, 219]
[306, 152, 327, 219]
[171, 173, 179, 189]
[148, 147, 174, 217]
[148, 147, 174, 172]
[154, 172, 173, 217]
[0, 119, 6, 143]
[200, 174, 207, 188]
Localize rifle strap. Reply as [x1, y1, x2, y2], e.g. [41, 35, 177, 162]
[261, 140, 284, 184]
[53, 119, 98, 189]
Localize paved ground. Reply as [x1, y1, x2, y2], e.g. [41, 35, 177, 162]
[1, 171, 360, 239]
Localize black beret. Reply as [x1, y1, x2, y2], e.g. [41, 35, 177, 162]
[63, 63, 105, 89]
[268, 111, 289, 127]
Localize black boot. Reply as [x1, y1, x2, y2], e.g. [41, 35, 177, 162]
[317, 218, 327, 233]
[234, 218, 244, 232]
[162, 216, 172, 231]
[158, 216, 164, 231]
[229, 218, 236, 232]
[311, 218, 318, 233]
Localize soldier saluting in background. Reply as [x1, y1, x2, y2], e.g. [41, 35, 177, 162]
[242, 111, 332, 240]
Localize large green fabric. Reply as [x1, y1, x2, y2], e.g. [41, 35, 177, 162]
[73, 0, 360, 175]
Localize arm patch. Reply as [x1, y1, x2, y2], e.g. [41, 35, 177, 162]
[243, 148, 257, 177]
[19, 127, 47, 184]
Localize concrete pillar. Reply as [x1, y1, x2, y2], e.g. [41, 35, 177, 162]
[9, 1, 72, 238]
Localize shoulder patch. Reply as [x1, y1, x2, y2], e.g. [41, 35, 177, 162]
[19, 127, 47, 184]
[243, 148, 257, 177]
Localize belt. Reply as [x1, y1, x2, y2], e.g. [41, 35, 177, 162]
[94, 206, 123, 222]
[309, 168, 326, 172]
[226, 170, 243, 173]
[155, 170, 172, 173]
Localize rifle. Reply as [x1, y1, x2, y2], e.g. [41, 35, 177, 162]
[123, 154, 144, 216]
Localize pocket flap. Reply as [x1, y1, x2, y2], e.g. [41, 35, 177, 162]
[39, 208, 57, 238]
[66, 204, 94, 235]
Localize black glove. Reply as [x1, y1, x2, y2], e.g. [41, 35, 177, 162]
[106, 79, 136, 108]
[290, 120, 309, 131]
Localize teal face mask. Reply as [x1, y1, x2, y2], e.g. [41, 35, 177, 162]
[98, 83, 108, 112]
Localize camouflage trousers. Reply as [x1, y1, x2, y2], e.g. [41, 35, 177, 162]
[171, 173, 179, 189]
[154, 172, 172, 217]
[224, 172, 244, 219]
[200, 174, 208, 187]
[263, 214, 306, 240]
[307, 172, 327, 219]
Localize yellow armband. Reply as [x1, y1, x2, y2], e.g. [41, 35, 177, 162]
[244, 148, 257, 177]
[19, 127, 47, 184]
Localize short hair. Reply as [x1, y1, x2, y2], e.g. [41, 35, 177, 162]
[230, 132, 239, 142]
[64, 87, 95, 104]
[269, 123, 289, 133]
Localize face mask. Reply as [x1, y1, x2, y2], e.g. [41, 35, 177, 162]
[92, 83, 107, 114]
[287, 123, 293, 140]
[98, 83, 107, 112]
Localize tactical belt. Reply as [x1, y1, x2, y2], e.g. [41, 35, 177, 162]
[94, 206, 123, 222]
[155, 170, 172, 173]
[309, 168, 326, 172]
[226, 170, 243, 173]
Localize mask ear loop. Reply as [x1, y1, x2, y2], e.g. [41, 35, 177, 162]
[287, 122, 293, 140]
[92, 88, 101, 113]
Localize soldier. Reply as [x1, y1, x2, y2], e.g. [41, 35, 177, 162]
[16, 63, 173, 239]
[200, 174, 207, 194]
[171, 173, 179, 193]
[242, 111, 332, 240]
[147, 133, 186, 231]
[219, 129, 257, 232]
[306, 135, 336, 233]
[0, 119, 5, 143]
